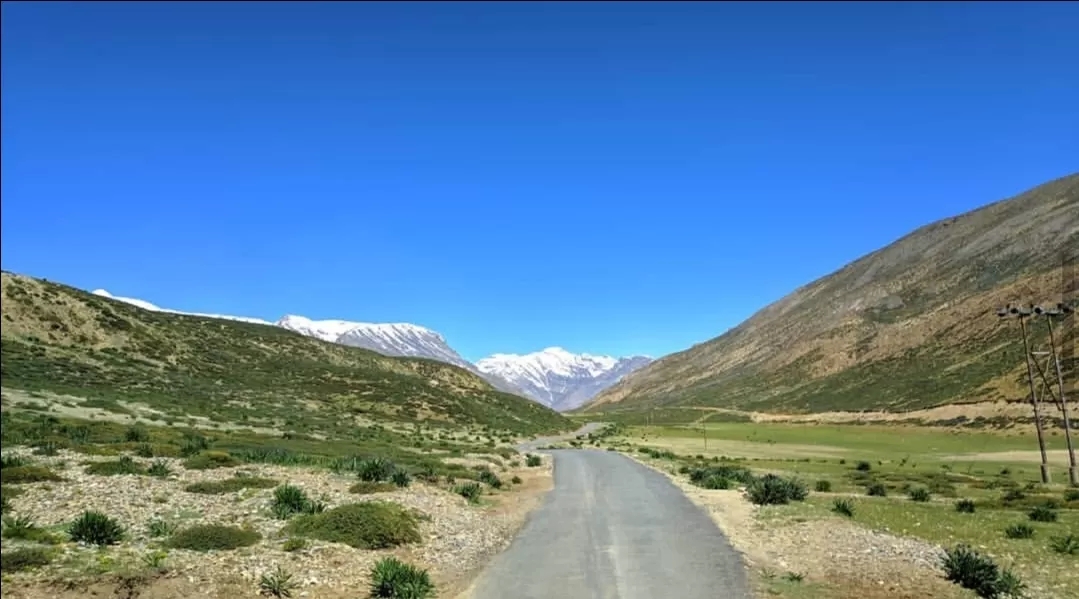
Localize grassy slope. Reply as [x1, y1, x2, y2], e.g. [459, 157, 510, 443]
[0, 272, 569, 436]
[586, 173, 1079, 415]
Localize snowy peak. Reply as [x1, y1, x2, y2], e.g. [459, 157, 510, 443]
[275, 315, 371, 342]
[91, 289, 274, 326]
[476, 348, 652, 411]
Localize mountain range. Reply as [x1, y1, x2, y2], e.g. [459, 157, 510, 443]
[584, 172, 1079, 417]
[89, 290, 650, 410]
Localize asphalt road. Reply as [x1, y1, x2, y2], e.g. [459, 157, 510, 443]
[469, 445, 750, 599]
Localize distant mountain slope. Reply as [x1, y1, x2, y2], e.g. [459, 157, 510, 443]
[1, 272, 570, 435]
[477, 348, 652, 411]
[585, 173, 1079, 415]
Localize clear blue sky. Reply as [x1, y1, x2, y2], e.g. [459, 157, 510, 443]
[2, 2, 1077, 362]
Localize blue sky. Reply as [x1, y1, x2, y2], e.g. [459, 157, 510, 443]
[2, 2, 1077, 362]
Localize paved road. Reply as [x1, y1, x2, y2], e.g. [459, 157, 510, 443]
[469, 447, 750, 599]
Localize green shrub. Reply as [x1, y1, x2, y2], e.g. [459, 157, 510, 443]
[1002, 489, 1025, 502]
[391, 470, 411, 488]
[86, 456, 145, 476]
[357, 457, 397, 482]
[1004, 523, 1034, 539]
[455, 482, 482, 503]
[272, 485, 311, 519]
[1028, 504, 1058, 522]
[147, 460, 173, 477]
[941, 545, 1025, 599]
[832, 498, 855, 517]
[68, 511, 124, 546]
[855, 461, 872, 472]
[183, 451, 238, 470]
[350, 481, 397, 495]
[1, 547, 52, 572]
[141, 549, 168, 570]
[477, 469, 502, 489]
[689, 464, 754, 487]
[369, 556, 436, 598]
[955, 499, 976, 513]
[184, 477, 278, 495]
[166, 524, 260, 551]
[1049, 533, 1079, 555]
[866, 482, 888, 497]
[259, 565, 298, 598]
[135, 443, 156, 458]
[1064, 489, 1079, 502]
[124, 426, 150, 443]
[282, 537, 307, 552]
[282, 502, 420, 549]
[700, 475, 731, 490]
[32, 441, 60, 457]
[746, 475, 808, 506]
[511, 475, 523, 485]
[814, 480, 832, 493]
[1, 465, 62, 484]
[1, 455, 30, 469]
[2, 514, 62, 544]
[525, 454, 542, 467]
[908, 488, 931, 502]
[147, 519, 176, 538]
[180, 434, 210, 457]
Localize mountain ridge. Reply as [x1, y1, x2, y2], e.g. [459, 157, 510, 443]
[584, 173, 1079, 415]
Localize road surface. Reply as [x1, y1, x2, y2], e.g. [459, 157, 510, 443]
[469, 445, 750, 599]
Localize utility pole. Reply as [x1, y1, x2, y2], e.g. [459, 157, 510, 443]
[1000, 305, 1052, 484]
[1041, 304, 1077, 487]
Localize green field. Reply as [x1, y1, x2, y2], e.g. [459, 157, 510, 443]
[610, 421, 1079, 598]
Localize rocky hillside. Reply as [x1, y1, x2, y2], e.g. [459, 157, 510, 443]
[1, 272, 570, 435]
[585, 173, 1079, 415]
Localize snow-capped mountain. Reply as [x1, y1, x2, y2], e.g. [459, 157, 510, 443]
[276, 315, 474, 371]
[476, 348, 653, 411]
[91, 290, 274, 326]
[91, 289, 650, 410]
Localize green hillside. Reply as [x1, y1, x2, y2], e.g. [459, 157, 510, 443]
[0, 271, 569, 436]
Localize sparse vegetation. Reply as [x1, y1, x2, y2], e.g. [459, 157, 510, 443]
[369, 556, 436, 598]
[147, 519, 177, 538]
[185, 477, 278, 494]
[1049, 533, 1079, 555]
[282, 537, 307, 552]
[525, 454, 542, 467]
[1028, 504, 1058, 523]
[941, 545, 1025, 599]
[746, 474, 808, 506]
[3, 514, 61, 544]
[908, 487, 931, 502]
[271, 484, 323, 519]
[350, 481, 397, 495]
[814, 480, 832, 492]
[855, 461, 872, 472]
[1, 547, 52, 573]
[511, 475, 523, 484]
[166, 524, 261, 551]
[477, 469, 503, 489]
[866, 482, 887, 497]
[68, 510, 125, 546]
[86, 455, 145, 476]
[183, 451, 240, 470]
[831, 498, 855, 517]
[283, 502, 421, 549]
[147, 460, 173, 477]
[259, 565, 299, 598]
[955, 499, 976, 513]
[1003, 523, 1034, 539]
[454, 482, 482, 503]
[391, 469, 411, 488]
[2, 465, 62, 484]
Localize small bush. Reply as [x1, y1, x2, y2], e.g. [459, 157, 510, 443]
[86, 456, 145, 476]
[1049, 533, 1079, 555]
[689, 464, 755, 487]
[141, 549, 168, 570]
[271, 485, 316, 519]
[369, 556, 436, 598]
[1028, 504, 1058, 523]
[282, 537, 307, 552]
[147, 519, 176, 538]
[1, 465, 62, 484]
[1, 547, 52, 572]
[455, 482, 482, 503]
[784, 571, 805, 583]
[357, 457, 397, 482]
[814, 480, 832, 493]
[511, 475, 523, 485]
[941, 545, 1025, 599]
[1064, 489, 1079, 502]
[1004, 523, 1034, 539]
[955, 499, 976, 513]
[183, 451, 239, 470]
[855, 461, 872, 472]
[477, 469, 503, 489]
[166, 524, 260, 551]
[1, 455, 30, 469]
[147, 460, 173, 477]
[68, 511, 124, 546]
[746, 475, 808, 506]
[124, 426, 150, 443]
[259, 565, 299, 598]
[3, 514, 61, 544]
[283, 502, 421, 549]
[866, 482, 888, 497]
[1002, 489, 1025, 502]
[700, 475, 731, 490]
[350, 481, 397, 495]
[135, 443, 155, 458]
[33, 442, 60, 457]
[908, 488, 931, 502]
[525, 454, 542, 467]
[832, 498, 855, 517]
[185, 477, 277, 495]
[391, 470, 411, 488]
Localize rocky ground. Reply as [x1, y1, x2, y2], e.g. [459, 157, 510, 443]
[1, 447, 553, 598]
